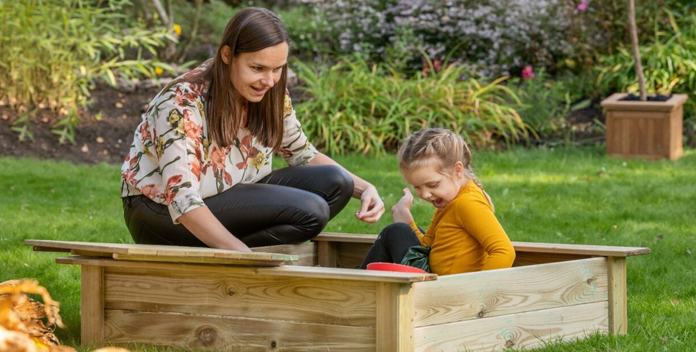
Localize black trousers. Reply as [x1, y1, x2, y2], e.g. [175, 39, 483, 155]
[359, 222, 422, 269]
[123, 165, 354, 247]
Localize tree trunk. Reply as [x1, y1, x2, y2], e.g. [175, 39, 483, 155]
[628, 0, 647, 101]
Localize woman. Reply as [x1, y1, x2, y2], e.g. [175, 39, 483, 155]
[121, 7, 384, 251]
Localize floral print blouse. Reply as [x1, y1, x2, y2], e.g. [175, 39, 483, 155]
[121, 65, 318, 223]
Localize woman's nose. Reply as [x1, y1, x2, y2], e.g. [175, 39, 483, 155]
[261, 72, 275, 88]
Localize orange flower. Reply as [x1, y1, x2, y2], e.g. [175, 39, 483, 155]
[140, 184, 160, 200]
[189, 159, 202, 181]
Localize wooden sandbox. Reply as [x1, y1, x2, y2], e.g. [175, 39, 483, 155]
[26, 233, 650, 351]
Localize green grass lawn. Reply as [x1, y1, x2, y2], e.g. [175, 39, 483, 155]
[1, 146, 694, 351]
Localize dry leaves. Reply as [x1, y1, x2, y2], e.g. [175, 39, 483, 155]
[0, 280, 133, 352]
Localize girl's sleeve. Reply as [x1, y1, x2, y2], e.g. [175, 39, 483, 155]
[151, 87, 206, 223]
[407, 222, 426, 243]
[457, 196, 515, 270]
[278, 95, 318, 166]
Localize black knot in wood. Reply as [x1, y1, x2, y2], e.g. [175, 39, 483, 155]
[198, 327, 218, 346]
[227, 289, 236, 296]
[505, 340, 515, 348]
[270, 340, 278, 349]
[586, 277, 596, 285]
[477, 310, 485, 318]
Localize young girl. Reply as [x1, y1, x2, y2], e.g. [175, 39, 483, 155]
[360, 128, 515, 275]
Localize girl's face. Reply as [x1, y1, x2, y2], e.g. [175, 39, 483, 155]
[403, 160, 466, 209]
[222, 42, 289, 104]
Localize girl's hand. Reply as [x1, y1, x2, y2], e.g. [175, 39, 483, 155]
[391, 188, 415, 224]
[356, 184, 385, 223]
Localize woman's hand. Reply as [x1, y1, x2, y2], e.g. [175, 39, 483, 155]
[355, 184, 385, 223]
[391, 188, 415, 224]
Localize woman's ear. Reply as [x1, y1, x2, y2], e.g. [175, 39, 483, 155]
[221, 45, 232, 65]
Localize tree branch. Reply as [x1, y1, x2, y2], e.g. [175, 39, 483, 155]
[628, 0, 647, 101]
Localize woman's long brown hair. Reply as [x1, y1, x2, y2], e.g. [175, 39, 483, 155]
[162, 7, 289, 151]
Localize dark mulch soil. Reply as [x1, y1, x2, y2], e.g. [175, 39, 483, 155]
[1, 85, 608, 165]
[0, 84, 160, 165]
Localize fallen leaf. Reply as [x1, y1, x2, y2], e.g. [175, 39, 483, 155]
[687, 247, 692, 255]
[114, 102, 123, 109]
[96, 137, 104, 144]
[80, 144, 89, 153]
[121, 114, 127, 119]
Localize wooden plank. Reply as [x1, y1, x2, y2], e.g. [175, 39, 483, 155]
[111, 253, 288, 267]
[607, 256, 627, 335]
[33, 246, 70, 252]
[376, 282, 415, 352]
[513, 251, 591, 267]
[81, 265, 104, 346]
[511, 242, 650, 257]
[24, 240, 297, 264]
[103, 266, 377, 327]
[311, 235, 651, 258]
[336, 242, 373, 269]
[414, 301, 608, 352]
[414, 258, 608, 327]
[56, 256, 438, 283]
[103, 309, 375, 351]
[600, 93, 688, 112]
[317, 241, 337, 267]
[314, 232, 378, 244]
[252, 242, 317, 266]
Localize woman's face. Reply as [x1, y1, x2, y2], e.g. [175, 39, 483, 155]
[222, 42, 288, 104]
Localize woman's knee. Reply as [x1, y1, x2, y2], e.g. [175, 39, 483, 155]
[320, 165, 354, 196]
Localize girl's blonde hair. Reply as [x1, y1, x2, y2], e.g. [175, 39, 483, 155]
[397, 128, 494, 210]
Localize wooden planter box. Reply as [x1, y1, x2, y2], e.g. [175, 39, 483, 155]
[26, 234, 650, 352]
[601, 93, 688, 160]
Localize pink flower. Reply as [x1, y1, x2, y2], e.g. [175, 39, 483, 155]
[522, 65, 535, 79]
[577, 1, 589, 11]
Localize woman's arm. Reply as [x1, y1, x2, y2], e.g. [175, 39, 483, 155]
[178, 207, 252, 252]
[308, 152, 385, 223]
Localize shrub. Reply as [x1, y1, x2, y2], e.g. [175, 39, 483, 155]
[564, 0, 694, 73]
[294, 55, 529, 155]
[509, 70, 597, 141]
[0, 0, 175, 143]
[596, 9, 696, 133]
[319, 0, 571, 75]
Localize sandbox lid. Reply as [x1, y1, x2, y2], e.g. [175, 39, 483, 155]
[24, 240, 297, 267]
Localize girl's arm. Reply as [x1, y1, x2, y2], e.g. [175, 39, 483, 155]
[459, 196, 515, 270]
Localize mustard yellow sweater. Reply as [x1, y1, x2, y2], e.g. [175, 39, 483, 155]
[408, 180, 515, 275]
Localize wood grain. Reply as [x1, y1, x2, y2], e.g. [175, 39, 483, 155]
[607, 256, 627, 335]
[81, 265, 104, 346]
[513, 251, 591, 267]
[24, 240, 297, 265]
[311, 234, 650, 258]
[414, 301, 609, 352]
[104, 266, 377, 326]
[414, 257, 608, 327]
[56, 256, 437, 283]
[252, 242, 317, 266]
[103, 309, 376, 351]
[376, 283, 415, 351]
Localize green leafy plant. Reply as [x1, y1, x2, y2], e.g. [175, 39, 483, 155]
[0, 0, 176, 144]
[294, 55, 530, 155]
[596, 9, 696, 140]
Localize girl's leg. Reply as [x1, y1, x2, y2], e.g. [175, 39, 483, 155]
[359, 222, 421, 269]
[123, 165, 353, 247]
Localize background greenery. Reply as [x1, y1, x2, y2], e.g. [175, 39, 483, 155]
[1, 148, 694, 351]
[3, 0, 696, 148]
